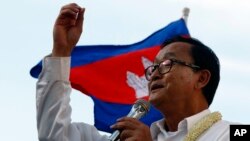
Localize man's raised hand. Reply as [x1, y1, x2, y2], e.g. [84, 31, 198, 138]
[52, 3, 85, 57]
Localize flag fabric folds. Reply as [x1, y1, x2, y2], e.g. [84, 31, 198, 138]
[30, 18, 190, 133]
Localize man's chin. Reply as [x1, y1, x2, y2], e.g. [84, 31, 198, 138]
[148, 95, 159, 106]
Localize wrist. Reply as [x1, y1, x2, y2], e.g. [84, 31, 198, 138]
[52, 45, 72, 57]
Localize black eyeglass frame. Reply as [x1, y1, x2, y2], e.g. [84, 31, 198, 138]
[145, 59, 200, 81]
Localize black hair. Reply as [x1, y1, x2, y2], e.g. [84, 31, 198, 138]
[161, 36, 220, 106]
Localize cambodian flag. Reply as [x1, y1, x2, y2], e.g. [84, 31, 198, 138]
[30, 18, 190, 133]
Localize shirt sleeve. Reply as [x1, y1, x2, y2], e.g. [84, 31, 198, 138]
[36, 56, 108, 141]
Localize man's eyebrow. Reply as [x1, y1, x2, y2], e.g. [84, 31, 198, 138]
[163, 52, 176, 59]
[154, 52, 176, 63]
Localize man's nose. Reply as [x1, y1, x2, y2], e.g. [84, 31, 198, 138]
[150, 69, 162, 81]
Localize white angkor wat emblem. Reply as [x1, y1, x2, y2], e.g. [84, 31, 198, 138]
[126, 57, 153, 99]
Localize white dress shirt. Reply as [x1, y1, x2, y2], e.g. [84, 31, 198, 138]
[36, 56, 233, 141]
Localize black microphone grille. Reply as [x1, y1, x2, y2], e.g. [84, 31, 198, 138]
[134, 99, 150, 113]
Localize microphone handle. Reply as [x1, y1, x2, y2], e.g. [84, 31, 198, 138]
[108, 130, 120, 141]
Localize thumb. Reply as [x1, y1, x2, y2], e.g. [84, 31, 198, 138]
[76, 8, 85, 30]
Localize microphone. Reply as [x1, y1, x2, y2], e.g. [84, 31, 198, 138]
[108, 99, 150, 141]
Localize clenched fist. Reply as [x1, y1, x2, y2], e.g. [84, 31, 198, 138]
[52, 3, 85, 57]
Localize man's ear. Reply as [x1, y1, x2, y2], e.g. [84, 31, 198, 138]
[196, 69, 211, 89]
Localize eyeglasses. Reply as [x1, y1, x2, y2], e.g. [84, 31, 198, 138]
[145, 59, 200, 81]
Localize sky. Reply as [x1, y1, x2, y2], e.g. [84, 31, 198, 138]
[0, 0, 249, 140]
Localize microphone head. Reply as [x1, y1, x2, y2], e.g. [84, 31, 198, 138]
[127, 99, 150, 119]
[134, 99, 150, 113]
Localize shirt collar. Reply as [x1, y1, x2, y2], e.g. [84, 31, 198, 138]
[151, 109, 211, 136]
[185, 109, 211, 131]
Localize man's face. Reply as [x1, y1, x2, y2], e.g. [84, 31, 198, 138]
[148, 42, 199, 110]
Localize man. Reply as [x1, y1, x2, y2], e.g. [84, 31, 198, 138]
[37, 3, 232, 141]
